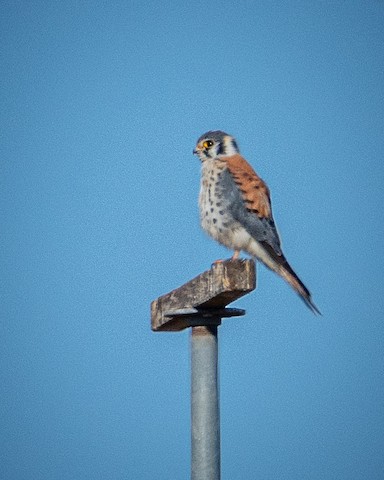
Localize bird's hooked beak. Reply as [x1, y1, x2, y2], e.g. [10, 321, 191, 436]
[193, 145, 200, 155]
[193, 141, 203, 156]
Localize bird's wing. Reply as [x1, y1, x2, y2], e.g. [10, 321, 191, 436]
[222, 154, 321, 315]
[225, 154, 272, 218]
[223, 154, 282, 254]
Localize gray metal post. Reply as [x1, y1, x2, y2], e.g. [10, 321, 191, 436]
[151, 260, 256, 479]
[191, 324, 220, 480]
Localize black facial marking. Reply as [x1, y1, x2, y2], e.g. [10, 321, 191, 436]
[231, 139, 239, 151]
[217, 142, 225, 155]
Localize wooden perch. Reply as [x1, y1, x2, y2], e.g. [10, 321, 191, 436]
[151, 259, 256, 331]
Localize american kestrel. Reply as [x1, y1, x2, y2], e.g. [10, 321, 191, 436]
[193, 130, 320, 314]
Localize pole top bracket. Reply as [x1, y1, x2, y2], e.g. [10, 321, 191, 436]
[151, 259, 256, 332]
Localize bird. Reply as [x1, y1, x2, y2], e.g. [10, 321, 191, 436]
[193, 130, 321, 315]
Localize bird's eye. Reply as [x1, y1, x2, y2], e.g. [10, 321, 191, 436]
[203, 140, 214, 149]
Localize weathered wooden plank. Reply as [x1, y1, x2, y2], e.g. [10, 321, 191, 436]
[151, 259, 256, 331]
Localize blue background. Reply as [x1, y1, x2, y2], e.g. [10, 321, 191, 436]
[1, 1, 383, 479]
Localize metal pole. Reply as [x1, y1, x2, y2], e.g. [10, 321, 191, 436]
[191, 324, 220, 480]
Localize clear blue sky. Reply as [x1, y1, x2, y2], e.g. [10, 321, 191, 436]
[1, 1, 383, 479]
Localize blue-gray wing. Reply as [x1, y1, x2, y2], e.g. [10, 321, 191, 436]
[217, 167, 283, 255]
[215, 157, 321, 315]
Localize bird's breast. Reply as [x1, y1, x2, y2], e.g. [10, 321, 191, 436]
[199, 160, 248, 250]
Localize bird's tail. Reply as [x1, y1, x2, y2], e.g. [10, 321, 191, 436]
[260, 242, 321, 315]
[277, 262, 321, 315]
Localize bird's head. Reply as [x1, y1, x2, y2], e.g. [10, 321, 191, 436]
[193, 130, 240, 161]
